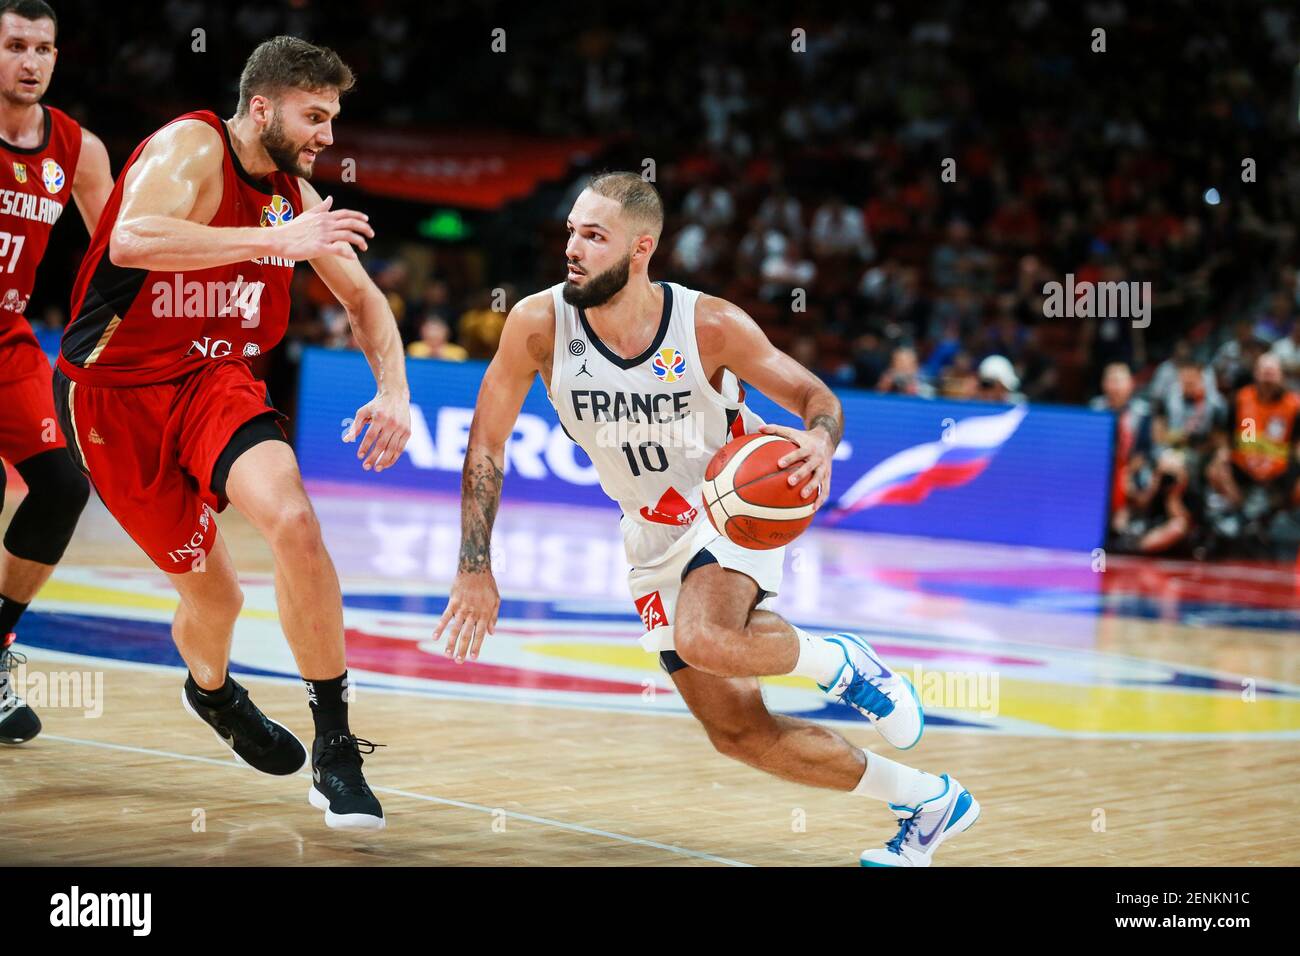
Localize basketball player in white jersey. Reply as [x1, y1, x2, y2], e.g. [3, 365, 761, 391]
[434, 172, 979, 866]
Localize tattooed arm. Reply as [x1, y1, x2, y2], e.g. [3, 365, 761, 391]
[433, 291, 555, 662]
[696, 294, 844, 508]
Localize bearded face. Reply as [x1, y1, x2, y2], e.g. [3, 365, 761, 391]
[562, 250, 632, 308]
[260, 108, 314, 178]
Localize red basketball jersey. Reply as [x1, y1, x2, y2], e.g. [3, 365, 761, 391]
[0, 104, 82, 378]
[59, 110, 302, 387]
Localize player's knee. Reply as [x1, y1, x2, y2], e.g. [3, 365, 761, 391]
[46, 457, 91, 513]
[209, 585, 244, 625]
[674, 620, 737, 674]
[673, 620, 712, 670]
[16, 448, 89, 509]
[179, 582, 243, 628]
[265, 499, 322, 553]
[4, 450, 90, 564]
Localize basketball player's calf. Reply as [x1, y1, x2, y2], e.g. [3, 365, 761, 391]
[222, 434, 384, 830]
[672, 561, 980, 866]
[0, 449, 90, 745]
[171, 530, 312, 777]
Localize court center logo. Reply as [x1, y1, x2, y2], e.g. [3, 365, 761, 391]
[651, 346, 686, 384]
[41, 158, 64, 194]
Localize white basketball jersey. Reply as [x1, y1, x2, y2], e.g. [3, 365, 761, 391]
[547, 281, 764, 567]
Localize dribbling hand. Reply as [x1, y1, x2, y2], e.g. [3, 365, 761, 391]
[760, 422, 835, 509]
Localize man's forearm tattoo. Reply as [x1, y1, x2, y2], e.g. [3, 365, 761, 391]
[459, 452, 504, 573]
[810, 413, 843, 447]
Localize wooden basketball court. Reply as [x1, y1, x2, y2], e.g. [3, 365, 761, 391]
[2, 490, 1297, 866]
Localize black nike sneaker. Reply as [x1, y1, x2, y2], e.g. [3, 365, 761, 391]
[308, 732, 386, 830]
[181, 677, 308, 775]
[0, 633, 40, 745]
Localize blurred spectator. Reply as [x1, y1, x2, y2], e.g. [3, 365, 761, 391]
[877, 346, 935, 398]
[1212, 320, 1263, 393]
[1113, 448, 1197, 555]
[1204, 353, 1300, 558]
[736, 216, 788, 278]
[458, 292, 508, 359]
[1270, 318, 1300, 392]
[976, 355, 1024, 404]
[1091, 362, 1151, 523]
[404, 279, 453, 345]
[407, 317, 468, 361]
[939, 352, 980, 399]
[760, 242, 816, 301]
[1149, 340, 1219, 407]
[671, 222, 714, 277]
[681, 181, 734, 229]
[1209, 354, 1300, 512]
[756, 186, 804, 241]
[1151, 358, 1228, 457]
[810, 196, 873, 261]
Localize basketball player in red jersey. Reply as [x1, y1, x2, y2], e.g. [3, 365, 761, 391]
[0, 0, 113, 745]
[53, 37, 409, 830]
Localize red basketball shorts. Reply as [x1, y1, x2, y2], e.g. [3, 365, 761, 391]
[0, 346, 65, 465]
[53, 360, 285, 573]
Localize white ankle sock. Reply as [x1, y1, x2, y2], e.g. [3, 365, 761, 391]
[787, 627, 846, 685]
[851, 751, 945, 807]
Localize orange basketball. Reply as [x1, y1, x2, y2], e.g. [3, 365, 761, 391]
[702, 433, 820, 550]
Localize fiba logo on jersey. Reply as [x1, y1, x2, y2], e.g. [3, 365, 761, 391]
[41, 159, 64, 194]
[260, 195, 294, 227]
[651, 346, 686, 384]
[1, 288, 29, 313]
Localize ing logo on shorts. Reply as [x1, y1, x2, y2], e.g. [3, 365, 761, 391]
[651, 347, 686, 384]
[260, 195, 294, 227]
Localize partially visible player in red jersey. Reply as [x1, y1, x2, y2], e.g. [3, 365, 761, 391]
[0, 0, 112, 745]
[53, 36, 410, 829]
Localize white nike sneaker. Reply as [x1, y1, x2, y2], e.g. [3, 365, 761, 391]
[819, 633, 923, 749]
[860, 774, 980, 867]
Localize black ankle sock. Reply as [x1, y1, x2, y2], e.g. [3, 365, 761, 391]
[186, 672, 234, 708]
[0, 593, 30, 636]
[304, 672, 350, 738]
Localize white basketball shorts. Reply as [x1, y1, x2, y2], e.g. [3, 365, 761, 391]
[627, 516, 785, 660]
